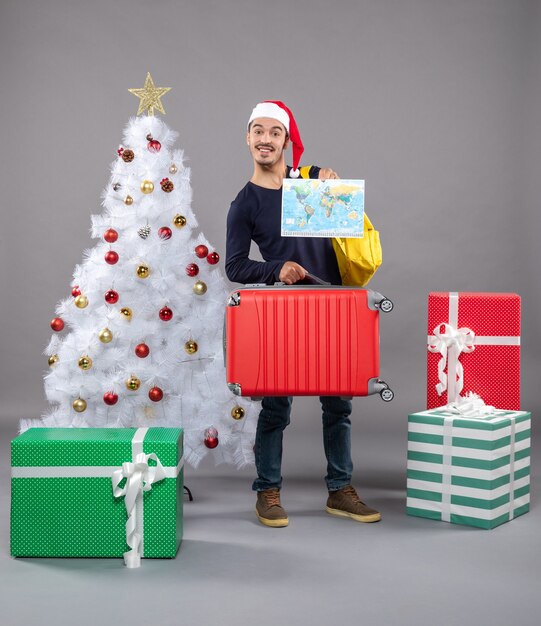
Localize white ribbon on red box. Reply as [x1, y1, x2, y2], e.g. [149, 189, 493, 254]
[427, 292, 520, 402]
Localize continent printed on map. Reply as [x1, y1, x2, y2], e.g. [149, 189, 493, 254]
[322, 183, 362, 220]
[291, 182, 316, 226]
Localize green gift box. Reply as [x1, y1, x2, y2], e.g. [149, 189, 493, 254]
[11, 427, 183, 565]
[407, 408, 531, 529]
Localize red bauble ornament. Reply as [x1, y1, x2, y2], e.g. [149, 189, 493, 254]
[148, 139, 162, 153]
[135, 343, 150, 358]
[105, 250, 119, 265]
[104, 289, 119, 304]
[50, 317, 64, 332]
[159, 306, 173, 321]
[195, 244, 209, 259]
[206, 251, 220, 265]
[103, 392, 118, 406]
[158, 227, 172, 240]
[204, 427, 219, 449]
[148, 386, 164, 402]
[104, 228, 118, 243]
[71, 285, 81, 297]
[185, 263, 199, 277]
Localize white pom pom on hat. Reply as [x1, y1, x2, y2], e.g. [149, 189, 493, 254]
[248, 100, 304, 177]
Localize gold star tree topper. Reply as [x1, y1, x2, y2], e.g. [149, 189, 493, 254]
[128, 72, 171, 116]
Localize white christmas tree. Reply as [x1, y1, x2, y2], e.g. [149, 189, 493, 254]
[24, 74, 258, 468]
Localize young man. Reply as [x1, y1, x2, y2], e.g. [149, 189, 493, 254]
[226, 100, 380, 528]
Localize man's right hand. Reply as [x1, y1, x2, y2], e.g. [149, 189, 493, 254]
[279, 261, 306, 285]
[318, 168, 339, 180]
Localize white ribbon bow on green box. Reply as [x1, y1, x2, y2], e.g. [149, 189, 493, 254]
[111, 428, 181, 568]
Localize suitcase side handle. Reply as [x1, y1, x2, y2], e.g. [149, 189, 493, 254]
[273, 272, 331, 286]
[304, 272, 330, 285]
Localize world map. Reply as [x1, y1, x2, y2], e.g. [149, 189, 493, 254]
[281, 179, 365, 237]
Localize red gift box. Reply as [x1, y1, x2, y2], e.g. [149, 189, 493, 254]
[427, 292, 521, 410]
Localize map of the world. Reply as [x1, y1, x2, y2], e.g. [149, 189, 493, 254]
[281, 179, 365, 237]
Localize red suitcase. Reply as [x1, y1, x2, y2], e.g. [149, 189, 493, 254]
[225, 284, 393, 400]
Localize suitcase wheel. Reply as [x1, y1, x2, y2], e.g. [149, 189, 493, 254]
[378, 298, 394, 313]
[380, 387, 394, 402]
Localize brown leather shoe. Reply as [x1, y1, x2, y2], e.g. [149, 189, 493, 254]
[326, 485, 381, 523]
[256, 488, 289, 527]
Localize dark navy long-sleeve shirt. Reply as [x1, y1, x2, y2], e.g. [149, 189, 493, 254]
[226, 169, 342, 285]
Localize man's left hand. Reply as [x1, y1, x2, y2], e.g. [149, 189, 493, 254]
[318, 168, 339, 180]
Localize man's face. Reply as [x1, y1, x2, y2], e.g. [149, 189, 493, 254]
[246, 117, 289, 168]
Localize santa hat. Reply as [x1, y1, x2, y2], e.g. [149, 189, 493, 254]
[247, 100, 304, 178]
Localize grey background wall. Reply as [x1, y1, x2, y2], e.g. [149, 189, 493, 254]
[0, 0, 539, 464]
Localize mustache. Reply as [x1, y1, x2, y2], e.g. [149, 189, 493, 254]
[255, 143, 274, 149]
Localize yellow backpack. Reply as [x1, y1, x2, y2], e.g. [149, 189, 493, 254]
[332, 213, 382, 286]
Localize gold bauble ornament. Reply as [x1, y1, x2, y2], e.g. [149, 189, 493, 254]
[124, 195, 134, 205]
[193, 280, 207, 296]
[169, 163, 178, 174]
[72, 398, 87, 413]
[231, 406, 246, 420]
[74, 294, 89, 309]
[48, 354, 59, 366]
[136, 264, 150, 279]
[184, 340, 198, 355]
[120, 307, 133, 320]
[126, 376, 141, 391]
[78, 355, 93, 370]
[173, 214, 187, 228]
[140, 180, 154, 194]
[99, 328, 113, 343]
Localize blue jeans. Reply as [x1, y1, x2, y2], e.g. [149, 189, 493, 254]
[252, 396, 353, 492]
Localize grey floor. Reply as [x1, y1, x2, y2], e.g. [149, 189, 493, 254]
[1, 417, 540, 626]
